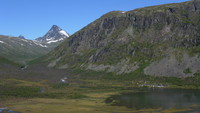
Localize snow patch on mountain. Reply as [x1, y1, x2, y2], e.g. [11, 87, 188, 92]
[47, 38, 64, 44]
[59, 30, 69, 37]
[33, 40, 48, 48]
[0, 41, 5, 44]
[46, 38, 54, 41]
[20, 38, 29, 42]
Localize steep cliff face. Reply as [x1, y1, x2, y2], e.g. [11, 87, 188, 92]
[45, 0, 200, 77]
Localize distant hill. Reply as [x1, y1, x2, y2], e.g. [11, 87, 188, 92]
[0, 25, 69, 63]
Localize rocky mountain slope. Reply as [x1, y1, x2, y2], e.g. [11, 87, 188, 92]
[0, 25, 69, 63]
[43, 0, 200, 77]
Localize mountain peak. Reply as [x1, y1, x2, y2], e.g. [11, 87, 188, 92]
[18, 35, 26, 39]
[52, 25, 59, 27]
[36, 25, 70, 44]
[50, 25, 62, 31]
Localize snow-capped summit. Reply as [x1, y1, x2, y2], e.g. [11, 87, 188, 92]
[36, 25, 70, 44]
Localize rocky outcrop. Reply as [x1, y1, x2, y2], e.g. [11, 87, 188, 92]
[144, 53, 200, 77]
[87, 59, 138, 74]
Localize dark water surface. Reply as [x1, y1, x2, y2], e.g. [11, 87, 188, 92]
[0, 108, 20, 113]
[105, 88, 200, 110]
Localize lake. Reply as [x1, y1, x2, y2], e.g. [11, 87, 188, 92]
[105, 88, 200, 111]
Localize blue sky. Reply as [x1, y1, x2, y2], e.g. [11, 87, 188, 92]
[0, 0, 188, 40]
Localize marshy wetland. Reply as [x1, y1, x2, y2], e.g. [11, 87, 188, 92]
[1, 76, 200, 113]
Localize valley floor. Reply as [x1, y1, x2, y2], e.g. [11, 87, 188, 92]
[1, 78, 200, 113]
[0, 64, 200, 113]
[4, 93, 199, 113]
